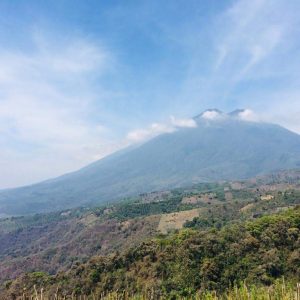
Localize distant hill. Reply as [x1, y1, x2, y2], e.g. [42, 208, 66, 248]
[1, 109, 300, 215]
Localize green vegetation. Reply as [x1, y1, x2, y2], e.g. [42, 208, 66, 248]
[0, 171, 299, 299]
[110, 195, 182, 220]
[2, 207, 300, 299]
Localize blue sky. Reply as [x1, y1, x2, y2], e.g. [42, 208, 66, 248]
[0, 0, 300, 188]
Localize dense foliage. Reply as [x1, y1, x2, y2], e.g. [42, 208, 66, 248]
[3, 207, 300, 299]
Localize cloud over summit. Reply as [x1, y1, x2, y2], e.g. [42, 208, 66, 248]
[127, 116, 197, 143]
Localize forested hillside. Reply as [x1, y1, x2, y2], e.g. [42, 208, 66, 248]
[0, 170, 299, 286]
[2, 207, 300, 299]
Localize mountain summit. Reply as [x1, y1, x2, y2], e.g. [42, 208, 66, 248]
[1, 110, 300, 215]
[194, 108, 224, 120]
[194, 108, 257, 122]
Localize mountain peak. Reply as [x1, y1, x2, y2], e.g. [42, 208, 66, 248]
[194, 109, 224, 120]
[229, 109, 259, 122]
[229, 109, 247, 116]
[194, 108, 258, 122]
[1, 109, 300, 215]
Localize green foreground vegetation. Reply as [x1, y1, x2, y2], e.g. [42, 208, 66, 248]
[2, 207, 300, 299]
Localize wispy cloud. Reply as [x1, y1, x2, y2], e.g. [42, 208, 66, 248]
[126, 123, 175, 143]
[127, 116, 197, 143]
[149, 0, 300, 129]
[0, 33, 123, 188]
[213, 0, 287, 84]
[170, 116, 197, 128]
[180, 0, 300, 130]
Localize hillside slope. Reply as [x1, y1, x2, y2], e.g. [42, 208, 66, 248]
[2, 206, 300, 299]
[0, 170, 299, 285]
[1, 110, 300, 215]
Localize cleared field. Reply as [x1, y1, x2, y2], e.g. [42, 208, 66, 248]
[261, 194, 274, 201]
[240, 203, 255, 212]
[158, 208, 200, 234]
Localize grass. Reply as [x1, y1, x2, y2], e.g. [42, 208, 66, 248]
[13, 280, 300, 300]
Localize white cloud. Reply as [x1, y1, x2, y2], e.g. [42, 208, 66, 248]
[200, 0, 300, 134]
[126, 115, 197, 143]
[170, 116, 197, 128]
[0, 33, 123, 188]
[212, 0, 290, 86]
[237, 109, 260, 122]
[201, 110, 221, 120]
[126, 122, 175, 142]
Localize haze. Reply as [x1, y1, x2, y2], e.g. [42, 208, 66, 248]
[1, 0, 300, 188]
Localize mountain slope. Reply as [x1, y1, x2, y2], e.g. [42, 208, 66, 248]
[1, 110, 300, 215]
